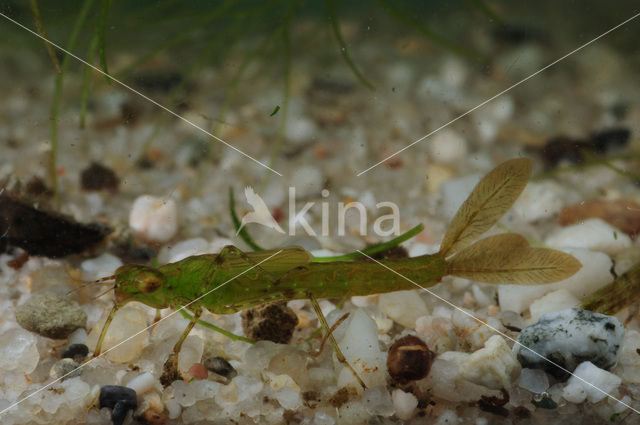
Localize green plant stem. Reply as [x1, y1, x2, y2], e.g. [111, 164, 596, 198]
[376, 0, 484, 62]
[179, 309, 256, 344]
[230, 186, 425, 260]
[312, 223, 425, 262]
[48, 0, 96, 206]
[326, 0, 375, 90]
[79, 33, 99, 128]
[29, 0, 61, 74]
[98, 0, 112, 84]
[532, 152, 640, 181]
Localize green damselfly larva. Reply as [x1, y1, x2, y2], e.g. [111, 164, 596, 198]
[89, 158, 581, 388]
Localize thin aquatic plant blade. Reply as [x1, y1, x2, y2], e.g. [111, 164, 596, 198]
[439, 158, 532, 258]
[448, 233, 582, 284]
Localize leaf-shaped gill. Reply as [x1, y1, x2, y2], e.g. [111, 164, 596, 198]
[448, 233, 582, 284]
[439, 158, 532, 258]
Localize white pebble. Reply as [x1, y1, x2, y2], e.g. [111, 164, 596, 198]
[68, 328, 88, 345]
[285, 116, 317, 144]
[512, 181, 567, 222]
[546, 218, 632, 255]
[126, 372, 156, 395]
[338, 309, 386, 388]
[313, 411, 336, 425]
[518, 368, 550, 394]
[562, 361, 621, 403]
[427, 129, 468, 163]
[291, 165, 324, 198]
[158, 238, 210, 264]
[81, 253, 123, 281]
[274, 387, 302, 410]
[439, 173, 481, 220]
[0, 328, 39, 373]
[178, 335, 204, 374]
[379, 290, 428, 328]
[613, 330, 640, 384]
[498, 248, 612, 313]
[391, 389, 417, 420]
[172, 380, 196, 407]
[86, 305, 149, 362]
[424, 351, 498, 402]
[528, 289, 580, 324]
[459, 335, 521, 390]
[129, 195, 178, 243]
[363, 386, 394, 417]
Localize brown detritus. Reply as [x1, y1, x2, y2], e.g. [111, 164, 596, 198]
[0, 192, 110, 257]
[370, 244, 409, 260]
[329, 386, 358, 408]
[513, 405, 531, 419]
[137, 407, 169, 425]
[559, 199, 640, 239]
[80, 162, 120, 192]
[477, 388, 510, 417]
[241, 302, 298, 344]
[159, 354, 181, 387]
[302, 391, 321, 408]
[387, 335, 433, 385]
[589, 127, 631, 152]
[540, 136, 596, 169]
[6, 251, 29, 269]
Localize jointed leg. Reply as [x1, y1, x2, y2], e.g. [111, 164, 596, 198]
[92, 304, 120, 357]
[308, 293, 367, 389]
[161, 307, 202, 385]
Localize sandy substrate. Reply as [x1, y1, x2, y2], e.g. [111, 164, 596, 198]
[1, 3, 640, 424]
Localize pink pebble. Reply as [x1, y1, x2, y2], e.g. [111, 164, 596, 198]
[187, 363, 208, 380]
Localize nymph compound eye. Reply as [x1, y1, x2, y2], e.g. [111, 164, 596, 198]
[139, 276, 162, 293]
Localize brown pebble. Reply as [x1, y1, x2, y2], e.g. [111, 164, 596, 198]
[387, 335, 433, 385]
[81, 162, 120, 191]
[241, 302, 298, 344]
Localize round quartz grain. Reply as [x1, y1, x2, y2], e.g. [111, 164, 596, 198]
[274, 387, 303, 410]
[126, 372, 156, 395]
[392, 389, 417, 421]
[86, 304, 149, 362]
[0, 328, 39, 373]
[290, 165, 324, 198]
[338, 309, 387, 388]
[165, 399, 182, 419]
[379, 290, 428, 329]
[81, 253, 123, 281]
[129, 195, 178, 243]
[518, 368, 550, 394]
[427, 129, 468, 163]
[15, 293, 87, 339]
[177, 335, 204, 374]
[363, 386, 394, 417]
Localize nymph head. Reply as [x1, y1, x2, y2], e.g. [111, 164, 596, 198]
[113, 264, 169, 308]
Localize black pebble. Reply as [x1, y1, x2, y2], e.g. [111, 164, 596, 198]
[204, 356, 237, 379]
[61, 343, 89, 362]
[99, 385, 137, 425]
[589, 127, 631, 153]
